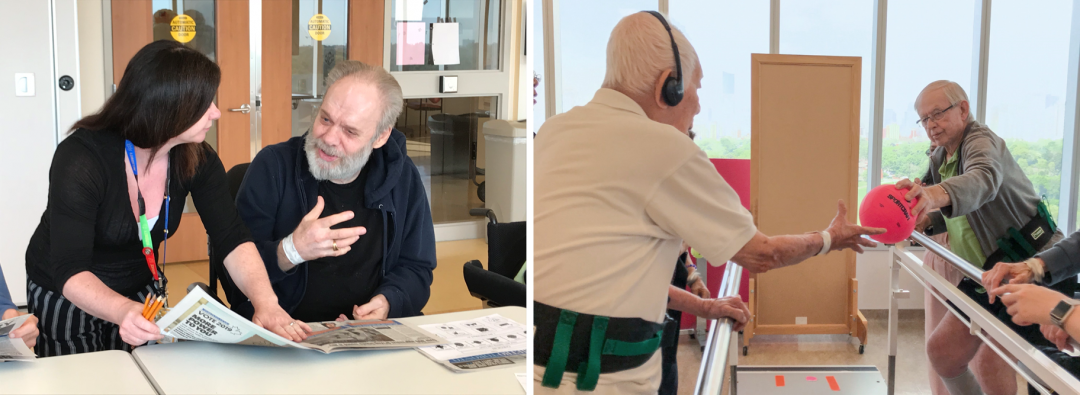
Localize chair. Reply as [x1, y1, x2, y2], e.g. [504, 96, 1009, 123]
[203, 162, 250, 306]
[462, 208, 526, 308]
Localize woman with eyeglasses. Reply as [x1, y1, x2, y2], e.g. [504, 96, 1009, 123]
[24, 40, 311, 357]
[896, 80, 1071, 395]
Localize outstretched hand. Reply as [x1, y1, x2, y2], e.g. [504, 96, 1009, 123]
[825, 200, 886, 253]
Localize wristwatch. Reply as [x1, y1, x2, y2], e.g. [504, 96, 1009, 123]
[1050, 298, 1080, 328]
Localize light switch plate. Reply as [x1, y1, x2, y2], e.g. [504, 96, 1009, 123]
[439, 75, 458, 93]
[15, 73, 34, 97]
[795, 317, 807, 325]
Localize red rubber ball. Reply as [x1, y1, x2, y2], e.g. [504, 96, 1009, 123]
[859, 184, 919, 244]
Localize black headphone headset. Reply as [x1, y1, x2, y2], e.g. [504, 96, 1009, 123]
[643, 11, 684, 107]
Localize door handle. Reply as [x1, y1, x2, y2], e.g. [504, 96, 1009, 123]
[229, 104, 251, 114]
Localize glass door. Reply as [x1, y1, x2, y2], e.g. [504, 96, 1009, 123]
[385, 0, 513, 232]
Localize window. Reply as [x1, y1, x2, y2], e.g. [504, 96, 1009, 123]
[985, 0, 1072, 219]
[881, 0, 975, 188]
[669, 0, 768, 159]
[556, 0, 658, 111]
[780, 0, 873, 203]
[389, 0, 502, 72]
[393, 96, 497, 224]
[291, 0, 349, 137]
[151, 0, 218, 150]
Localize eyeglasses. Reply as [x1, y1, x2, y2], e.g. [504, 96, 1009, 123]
[916, 104, 956, 127]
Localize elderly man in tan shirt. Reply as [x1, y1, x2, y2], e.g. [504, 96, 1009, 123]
[533, 11, 885, 394]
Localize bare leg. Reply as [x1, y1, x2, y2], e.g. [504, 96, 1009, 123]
[928, 313, 984, 390]
[926, 289, 951, 395]
[970, 343, 1017, 395]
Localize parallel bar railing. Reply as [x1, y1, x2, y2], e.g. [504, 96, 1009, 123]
[890, 233, 1080, 395]
[693, 261, 743, 395]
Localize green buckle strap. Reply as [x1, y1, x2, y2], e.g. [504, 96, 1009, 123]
[996, 238, 1022, 263]
[602, 329, 664, 356]
[1038, 200, 1058, 232]
[1007, 227, 1036, 258]
[542, 309, 578, 389]
[575, 316, 609, 391]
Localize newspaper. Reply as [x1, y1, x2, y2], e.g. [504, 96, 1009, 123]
[155, 286, 445, 353]
[0, 314, 36, 361]
[416, 314, 527, 372]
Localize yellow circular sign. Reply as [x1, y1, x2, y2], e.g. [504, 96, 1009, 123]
[170, 14, 196, 43]
[308, 14, 331, 41]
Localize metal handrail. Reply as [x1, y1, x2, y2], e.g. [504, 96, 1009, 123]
[909, 232, 985, 283]
[693, 261, 744, 395]
[892, 232, 1080, 395]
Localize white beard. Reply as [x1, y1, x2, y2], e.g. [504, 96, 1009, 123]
[304, 134, 375, 181]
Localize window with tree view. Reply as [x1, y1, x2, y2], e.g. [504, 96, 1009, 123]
[669, 0, 768, 159]
[881, 0, 973, 189]
[985, 0, 1071, 219]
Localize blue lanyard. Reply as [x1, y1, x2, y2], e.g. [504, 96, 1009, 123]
[125, 140, 170, 292]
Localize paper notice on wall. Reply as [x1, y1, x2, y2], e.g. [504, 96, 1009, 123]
[432, 23, 460, 65]
[397, 22, 426, 65]
[395, 0, 424, 21]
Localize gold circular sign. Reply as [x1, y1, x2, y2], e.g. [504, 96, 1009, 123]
[170, 14, 196, 43]
[308, 14, 331, 41]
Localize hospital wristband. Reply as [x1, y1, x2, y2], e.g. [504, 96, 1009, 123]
[282, 234, 305, 265]
[817, 230, 831, 256]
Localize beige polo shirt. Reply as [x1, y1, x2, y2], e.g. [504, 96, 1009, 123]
[534, 88, 757, 393]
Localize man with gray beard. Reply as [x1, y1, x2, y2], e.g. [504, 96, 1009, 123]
[232, 61, 436, 322]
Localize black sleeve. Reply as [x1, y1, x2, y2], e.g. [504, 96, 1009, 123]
[189, 147, 253, 259]
[48, 139, 105, 292]
[235, 147, 297, 283]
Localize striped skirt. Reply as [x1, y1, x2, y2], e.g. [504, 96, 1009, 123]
[27, 279, 153, 357]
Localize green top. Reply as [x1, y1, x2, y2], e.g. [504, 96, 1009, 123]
[940, 151, 987, 268]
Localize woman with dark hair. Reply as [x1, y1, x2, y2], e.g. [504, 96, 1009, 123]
[24, 40, 310, 357]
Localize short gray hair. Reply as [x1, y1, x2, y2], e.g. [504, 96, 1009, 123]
[601, 12, 699, 98]
[916, 80, 975, 123]
[324, 60, 404, 135]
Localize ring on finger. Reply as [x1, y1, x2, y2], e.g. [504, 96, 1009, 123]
[332, 240, 339, 252]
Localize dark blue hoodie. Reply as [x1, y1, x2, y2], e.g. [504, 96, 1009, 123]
[233, 130, 436, 318]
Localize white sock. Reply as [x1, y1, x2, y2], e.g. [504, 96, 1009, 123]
[941, 368, 984, 395]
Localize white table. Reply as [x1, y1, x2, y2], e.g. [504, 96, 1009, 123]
[132, 306, 527, 394]
[0, 350, 155, 394]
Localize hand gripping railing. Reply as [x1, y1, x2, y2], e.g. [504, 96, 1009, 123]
[693, 261, 744, 395]
[889, 232, 1080, 395]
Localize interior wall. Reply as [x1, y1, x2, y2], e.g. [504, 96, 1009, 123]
[856, 248, 927, 310]
[0, 1, 59, 306]
[78, 0, 107, 117]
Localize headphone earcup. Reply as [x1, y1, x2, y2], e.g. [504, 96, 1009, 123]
[662, 77, 684, 106]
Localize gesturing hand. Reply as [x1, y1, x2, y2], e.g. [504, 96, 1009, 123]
[983, 261, 1036, 304]
[825, 200, 886, 253]
[292, 196, 367, 261]
[990, 284, 1069, 327]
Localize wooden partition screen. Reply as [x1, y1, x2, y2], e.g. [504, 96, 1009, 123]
[745, 54, 868, 354]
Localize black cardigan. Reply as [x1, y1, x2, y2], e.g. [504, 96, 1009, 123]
[25, 128, 252, 297]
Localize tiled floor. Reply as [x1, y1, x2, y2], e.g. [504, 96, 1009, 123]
[674, 310, 1029, 395]
[162, 238, 488, 315]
